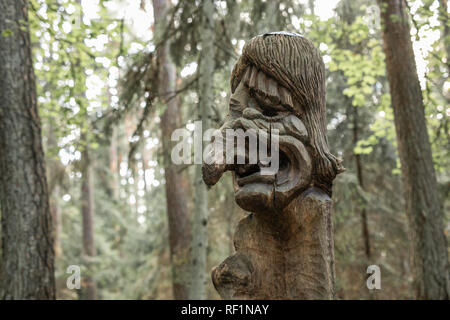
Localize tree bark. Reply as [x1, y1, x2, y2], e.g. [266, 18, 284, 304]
[378, 0, 450, 299]
[255, 1, 278, 34]
[51, 185, 62, 258]
[338, 0, 372, 261]
[109, 124, 119, 200]
[308, 0, 315, 16]
[81, 149, 97, 300]
[47, 122, 64, 258]
[0, 0, 55, 299]
[438, 0, 449, 75]
[152, 0, 192, 300]
[190, 0, 215, 300]
[352, 106, 371, 260]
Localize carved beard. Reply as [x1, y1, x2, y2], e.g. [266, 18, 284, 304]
[203, 79, 313, 214]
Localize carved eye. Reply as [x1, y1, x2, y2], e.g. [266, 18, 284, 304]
[260, 105, 279, 117]
[247, 98, 263, 113]
[250, 94, 285, 118]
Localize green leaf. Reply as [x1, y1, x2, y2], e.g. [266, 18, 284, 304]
[1, 29, 13, 37]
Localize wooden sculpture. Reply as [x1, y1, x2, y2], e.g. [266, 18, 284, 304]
[203, 32, 344, 299]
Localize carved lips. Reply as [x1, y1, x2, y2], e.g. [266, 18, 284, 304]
[235, 163, 275, 187]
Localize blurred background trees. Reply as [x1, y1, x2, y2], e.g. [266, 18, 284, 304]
[0, 0, 448, 299]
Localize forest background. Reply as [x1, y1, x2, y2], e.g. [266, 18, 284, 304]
[0, 0, 449, 300]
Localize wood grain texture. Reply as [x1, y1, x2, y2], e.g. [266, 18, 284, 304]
[212, 188, 335, 299]
[203, 33, 341, 299]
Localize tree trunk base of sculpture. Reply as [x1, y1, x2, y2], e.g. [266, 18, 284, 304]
[212, 188, 335, 300]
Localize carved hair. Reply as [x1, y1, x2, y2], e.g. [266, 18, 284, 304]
[231, 32, 344, 195]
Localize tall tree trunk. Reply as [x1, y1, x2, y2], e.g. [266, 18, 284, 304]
[225, 177, 236, 256]
[255, 1, 278, 33]
[339, 0, 372, 262]
[152, 0, 192, 299]
[81, 149, 97, 300]
[352, 106, 371, 260]
[308, 0, 315, 16]
[190, 0, 215, 300]
[0, 0, 55, 299]
[109, 122, 120, 200]
[51, 185, 62, 258]
[47, 122, 64, 258]
[142, 148, 153, 213]
[226, 0, 240, 41]
[438, 0, 449, 75]
[378, 0, 449, 299]
[223, 0, 240, 259]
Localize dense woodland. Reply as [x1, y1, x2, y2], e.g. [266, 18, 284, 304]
[0, 0, 449, 300]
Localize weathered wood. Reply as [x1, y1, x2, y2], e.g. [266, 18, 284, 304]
[0, 0, 55, 299]
[203, 33, 343, 299]
[212, 188, 335, 299]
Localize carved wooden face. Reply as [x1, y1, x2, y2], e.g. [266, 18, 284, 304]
[229, 79, 313, 213]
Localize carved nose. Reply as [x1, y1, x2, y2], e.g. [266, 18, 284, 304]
[243, 107, 263, 119]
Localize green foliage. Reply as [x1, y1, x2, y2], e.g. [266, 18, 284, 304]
[30, 0, 123, 151]
[1, 29, 13, 37]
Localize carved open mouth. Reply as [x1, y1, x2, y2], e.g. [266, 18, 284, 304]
[235, 151, 290, 187]
[236, 163, 260, 178]
[276, 149, 291, 185]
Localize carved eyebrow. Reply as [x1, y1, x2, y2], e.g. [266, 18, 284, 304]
[229, 98, 244, 112]
[229, 98, 241, 106]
